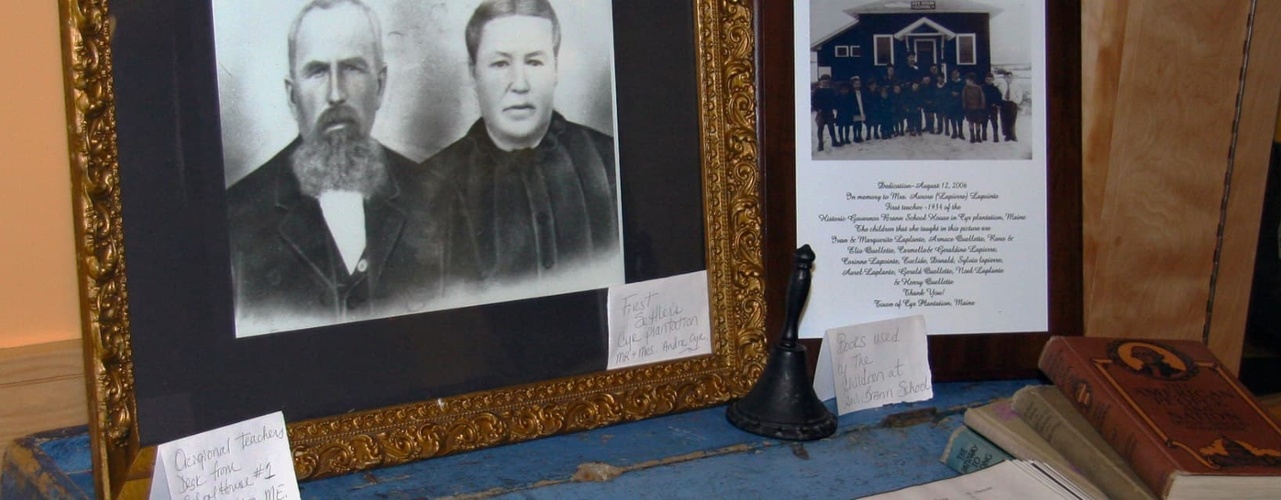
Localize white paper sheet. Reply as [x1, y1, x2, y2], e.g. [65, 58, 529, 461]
[794, 0, 1050, 338]
[149, 411, 300, 500]
[813, 315, 932, 414]
[860, 460, 1094, 499]
[606, 270, 711, 369]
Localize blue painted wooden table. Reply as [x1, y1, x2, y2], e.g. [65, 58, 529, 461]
[1, 380, 1033, 498]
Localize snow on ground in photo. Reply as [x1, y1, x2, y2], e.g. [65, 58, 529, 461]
[806, 66, 1038, 162]
[808, 109, 1034, 162]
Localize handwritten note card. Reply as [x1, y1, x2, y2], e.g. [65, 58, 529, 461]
[813, 315, 933, 415]
[149, 411, 299, 500]
[606, 270, 711, 369]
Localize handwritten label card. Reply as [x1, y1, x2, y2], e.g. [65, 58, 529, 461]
[606, 270, 711, 369]
[813, 315, 933, 415]
[149, 411, 299, 500]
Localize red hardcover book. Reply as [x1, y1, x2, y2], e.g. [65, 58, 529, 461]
[1038, 336, 1281, 499]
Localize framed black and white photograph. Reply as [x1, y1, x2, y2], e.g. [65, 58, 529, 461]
[213, 0, 624, 337]
[59, 0, 765, 496]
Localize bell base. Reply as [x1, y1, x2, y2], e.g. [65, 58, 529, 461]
[725, 401, 837, 441]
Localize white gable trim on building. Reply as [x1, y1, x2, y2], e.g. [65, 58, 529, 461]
[893, 16, 958, 40]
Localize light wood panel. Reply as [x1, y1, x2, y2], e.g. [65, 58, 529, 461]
[1080, 0, 1128, 321]
[1081, 0, 1281, 372]
[0, 340, 87, 464]
[1206, 1, 1281, 371]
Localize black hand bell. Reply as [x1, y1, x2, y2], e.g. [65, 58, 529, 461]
[726, 245, 837, 440]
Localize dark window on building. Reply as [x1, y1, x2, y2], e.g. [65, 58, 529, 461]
[874, 35, 893, 66]
[835, 45, 863, 58]
[957, 34, 976, 65]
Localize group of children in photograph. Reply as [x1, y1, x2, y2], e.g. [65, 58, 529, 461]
[811, 62, 1021, 152]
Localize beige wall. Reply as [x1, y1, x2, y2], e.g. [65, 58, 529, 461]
[0, 0, 82, 467]
[0, 2, 79, 350]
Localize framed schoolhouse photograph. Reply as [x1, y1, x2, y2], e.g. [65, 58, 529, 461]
[59, 0, 765, 496]
[757, 0, 1082, 380]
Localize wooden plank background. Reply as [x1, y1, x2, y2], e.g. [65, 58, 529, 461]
[1082, 0, 1281, 372]
[1207, 1, 1281, 366]
[0, 340, 85, 464]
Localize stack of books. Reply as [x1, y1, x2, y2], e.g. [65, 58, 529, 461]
[940, 336, 1281, 499]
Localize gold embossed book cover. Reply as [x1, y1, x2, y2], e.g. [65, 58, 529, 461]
[1039, 336, 1281, 499]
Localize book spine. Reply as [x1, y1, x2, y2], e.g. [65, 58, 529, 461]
[1037, 337, 1178, 497]
[940, 426, 1012, 474]
[1012, 386, 1157, 499]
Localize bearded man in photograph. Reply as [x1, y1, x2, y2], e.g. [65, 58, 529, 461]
[226, 0, 478, 333]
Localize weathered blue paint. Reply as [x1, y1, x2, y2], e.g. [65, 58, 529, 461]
[1, 380, 1036, 498]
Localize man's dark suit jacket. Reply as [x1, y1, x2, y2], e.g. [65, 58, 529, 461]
[226, 139, 479, 334]
[423, 113, 618, 282]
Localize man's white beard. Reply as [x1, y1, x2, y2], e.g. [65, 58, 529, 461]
[290, 128, 388, 199]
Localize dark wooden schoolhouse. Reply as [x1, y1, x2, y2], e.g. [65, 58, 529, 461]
[812, 0, 1002, 85]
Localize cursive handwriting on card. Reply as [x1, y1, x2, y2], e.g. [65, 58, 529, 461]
[607, 271, 711, 370]
[816, 315, 933, 415]
[151, 412, 300, 500]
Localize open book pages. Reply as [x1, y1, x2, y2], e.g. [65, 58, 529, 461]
[962, 399, 1108, 498]
[860, 460, 1100, 500]
[1011, 385, 1157, 499]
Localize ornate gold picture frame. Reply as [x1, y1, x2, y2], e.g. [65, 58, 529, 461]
[58, 0, 763, 497]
